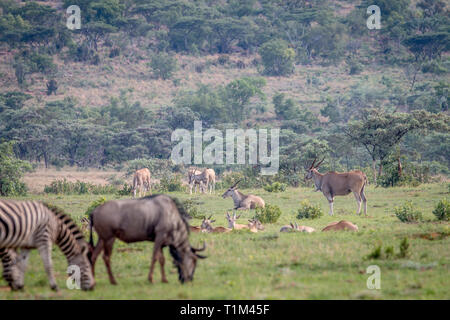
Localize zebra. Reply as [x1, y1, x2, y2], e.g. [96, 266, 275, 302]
[0, 200, 95, 291]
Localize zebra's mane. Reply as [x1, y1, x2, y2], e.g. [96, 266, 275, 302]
[43, 203, 86, 251]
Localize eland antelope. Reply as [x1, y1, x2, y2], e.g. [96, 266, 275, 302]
[305, 158, 367, 216]
[222, 181, 265, 210]
[132, 168, 151, 198]
[322, 220, 359, 232]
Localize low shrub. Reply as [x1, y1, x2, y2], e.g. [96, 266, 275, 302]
[158, 174, 185, 192]
[254, 204, 282, 224]
[394, 201, 422, 222]
[84, 197, 107, 217]
[263, 182, 287, 193]
[296, 200, 323, 220]
[44, 179, 117, 195]
[432, 199, 450, 221]
[116, 183, 133, 196]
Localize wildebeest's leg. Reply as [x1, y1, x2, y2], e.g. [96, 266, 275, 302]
[148, 236, 164, 283]
[37, 240, 58, 291]
[353, 191, 362, 215]
[361, 186, 367, 216]
[158, 249, 168, 283]
[90, 238, 105, 275]
[102, 238, 117, 285]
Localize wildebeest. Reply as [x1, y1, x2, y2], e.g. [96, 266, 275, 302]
[305, 158, 367, 216]
[200, 216, 232, 233]
[322, 220, 359, 232]
[222, 181, 265, 210]
[132, 168, 151, 198]
[89, 195, 206, 284]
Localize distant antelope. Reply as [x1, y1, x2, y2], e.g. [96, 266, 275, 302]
[200, 216, 231, 233]
[222, 180, 265, 210]
[132, 168, 151, 198]
[305, 158, 367, 216]
[322, 220, 358, 232]
[188, 168, 216, 194]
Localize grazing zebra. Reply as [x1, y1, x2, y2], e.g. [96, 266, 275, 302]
[0, 200, 95, 291]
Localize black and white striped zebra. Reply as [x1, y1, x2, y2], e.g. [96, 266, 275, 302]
[0, 200, 95, 291]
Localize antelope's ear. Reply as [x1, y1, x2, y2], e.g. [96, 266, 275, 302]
[236, 214, 241, 219]
[211, 219, 216, 223]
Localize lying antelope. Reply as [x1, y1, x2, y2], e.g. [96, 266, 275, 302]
[279, 222, 315, 233]
[225, 212, 249, 230]
[132, 168, 151, 198]
[222, 180, 265, 210]
[305, 158, 367, 216]
[201, 216, 232, 233]
[322, 220, 358, 232]
[247, 219, 264, 233]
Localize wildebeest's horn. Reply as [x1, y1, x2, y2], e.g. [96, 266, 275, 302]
[315, 158, 325, 168]
[192, 241, 206, 252]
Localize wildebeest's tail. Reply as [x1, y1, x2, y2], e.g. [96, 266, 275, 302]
[89, 213, 94, 248]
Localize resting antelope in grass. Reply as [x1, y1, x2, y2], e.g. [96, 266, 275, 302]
[200, 216, 231, 233]
[132, 168, 151, 198]
[305, 158, 367, 216]
[222, 180, 265, 210]
[322, 220, 358, 232]
[279, 222, 315, 233]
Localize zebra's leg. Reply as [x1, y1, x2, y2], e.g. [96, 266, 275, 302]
[102, 238, 117, 285]
[37, 241, 58, 291]
[0, 248, 19, 290]
[14, 249, 30, 290]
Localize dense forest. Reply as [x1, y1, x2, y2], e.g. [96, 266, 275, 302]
[0, 0, 449, 195]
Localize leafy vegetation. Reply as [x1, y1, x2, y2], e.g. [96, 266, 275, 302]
[254, 204, 282, 224]
[263, 182, 287, 193]
[432, 199, 450, 221]
[394, 201, 423, 222]
[0, 141, 32, 196]
[296, 200, 324, 220]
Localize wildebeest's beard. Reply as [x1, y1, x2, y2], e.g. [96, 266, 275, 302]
[169, 245, 195, 283]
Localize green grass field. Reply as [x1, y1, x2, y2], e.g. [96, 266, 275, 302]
[1, 184, 449, 300]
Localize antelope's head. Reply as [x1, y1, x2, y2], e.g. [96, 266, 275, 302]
[305, 158, 324, 180]
[201, 215, 215, 231]
[225, 212, 241, 227]
[222, 180, 240, 198]
[249, 218, 264, 231]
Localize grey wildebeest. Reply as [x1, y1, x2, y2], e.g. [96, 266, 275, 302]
[305, 158, 367, 216]
[222, 181, 265, 210]
[132, 168, 151, 198]
[89, 195, 206, 284]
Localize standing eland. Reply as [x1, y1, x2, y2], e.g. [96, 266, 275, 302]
[132, 168, 151, 198]
[305, 158, 368, 216]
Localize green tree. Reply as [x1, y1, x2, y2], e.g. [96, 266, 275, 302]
[149, 52, 177, 80]
[0, 141, 32, 196]
[259, 39, 295, 76]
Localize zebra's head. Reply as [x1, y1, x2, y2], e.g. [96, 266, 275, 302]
[68, 243, 96, 290]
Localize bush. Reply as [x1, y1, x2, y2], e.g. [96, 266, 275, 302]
[116, 183, 132, 196]
[149, 52, 177, 80]
[259, 39, 295, 76]
[181, 199, 204, 219]
[44, 179, 117, 195]
[158, 174, 185, 192]
[348, 60, 363, 75]
[264, 182, 287, 193]
[84, 197, 107, 217]
[394, 201, 423, 222]
[296, 200, 323, 220]
[254, 204, 282, 224]
[432, 199, 450, 221]
[0, 141, 32, 196]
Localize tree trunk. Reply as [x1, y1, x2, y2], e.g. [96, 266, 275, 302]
[372, 159, 377, 184]
[378, 161, 383, 177]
